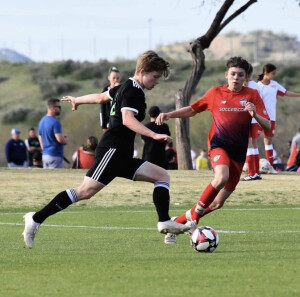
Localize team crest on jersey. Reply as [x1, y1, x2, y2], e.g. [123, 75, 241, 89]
[213, 155, 221, 162]
[239, 99, 247, 107]
[263, 109, 267, 115]
[221, 100, 226, 104]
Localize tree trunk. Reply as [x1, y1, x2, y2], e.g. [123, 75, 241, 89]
[175, 39, 206, 169]
[175, 0, 257, 170]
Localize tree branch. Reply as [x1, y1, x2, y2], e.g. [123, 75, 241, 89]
[219, 0, 257, 33]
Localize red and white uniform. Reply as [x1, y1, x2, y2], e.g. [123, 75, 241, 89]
[257, 80, 286, 121]
[191, 85, 268, 163]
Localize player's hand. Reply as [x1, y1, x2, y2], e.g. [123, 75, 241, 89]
[155, 113, 170, 125]
[153, 134, 172, 144]
[245, 102, 256, 118]
[61, 96, 78, 111]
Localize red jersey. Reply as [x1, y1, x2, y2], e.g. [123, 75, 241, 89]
[191, 85, 269, 162]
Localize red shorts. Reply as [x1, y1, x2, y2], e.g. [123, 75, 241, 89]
[209, 148, 244, 192]
[250, 121, 275, 138]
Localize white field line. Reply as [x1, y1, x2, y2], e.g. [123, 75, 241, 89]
[0, 207, 299, 216]
[0, 222, 299, 234]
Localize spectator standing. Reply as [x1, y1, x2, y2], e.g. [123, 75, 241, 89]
[72, 136, 98, 169]
[141, 106, 170, 169]
[100, 67, 121, 131]
[5, 128, 27, 167]
[257, 64, 300, 165]
[241, 64, 263, 181]
[190, 149, 197, 169]
[25, 127, 41, 167]
[196, 149, 209, 170]
[38, 98, 68, 169]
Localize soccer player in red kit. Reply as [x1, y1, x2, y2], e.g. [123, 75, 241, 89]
[156, 57, 271, 244]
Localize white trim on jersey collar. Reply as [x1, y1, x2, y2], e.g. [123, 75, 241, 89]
[129, 77, 144, 93]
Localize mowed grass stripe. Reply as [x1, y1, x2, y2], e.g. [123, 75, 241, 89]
[1, 222, 299, 234]
[0, 206, 300, 215]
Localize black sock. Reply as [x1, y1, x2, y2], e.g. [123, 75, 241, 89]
[153, 186, 171, 222]
[33, 190, 73, 224]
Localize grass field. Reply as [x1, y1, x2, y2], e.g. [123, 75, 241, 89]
[0, 168, 299, 297]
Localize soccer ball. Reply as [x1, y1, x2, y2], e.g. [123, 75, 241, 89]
[190, 226, 219, 253]
[259, 158, 272, 174]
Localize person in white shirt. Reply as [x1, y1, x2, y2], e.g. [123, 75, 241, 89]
[257, 63, 300, 166]
[241, 64, 265, 181]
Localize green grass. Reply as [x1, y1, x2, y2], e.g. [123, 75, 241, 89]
[0, 169, 299, 297]
[1, 206, 299, 297]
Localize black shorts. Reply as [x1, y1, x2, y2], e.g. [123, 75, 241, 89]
[86, 147, 146, 185]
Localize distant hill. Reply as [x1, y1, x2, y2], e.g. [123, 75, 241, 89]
[0, 48, 33, 63]
[156, 30, 300, 62]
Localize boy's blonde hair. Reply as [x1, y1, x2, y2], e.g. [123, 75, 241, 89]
[135, 50, 170, 78]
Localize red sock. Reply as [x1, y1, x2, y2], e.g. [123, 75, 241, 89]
[265, 149, 274, 165]
[254, 154, 260, 174]
[247, 155, 255, 176]
[201, 207, 212, 218]
[175, 206, 213, 224]
[175, 212, 190, 224]
[192, 184, 219, 221]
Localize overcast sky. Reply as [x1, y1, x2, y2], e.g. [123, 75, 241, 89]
[1, 0, 299, 62]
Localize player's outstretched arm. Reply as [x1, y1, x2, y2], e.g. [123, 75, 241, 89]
[285, 91, 300, 97]
[61, 92, 111, 111]
[156, 106, 197, 125]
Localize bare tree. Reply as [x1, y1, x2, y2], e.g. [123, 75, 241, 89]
[175, 0, 257, 169]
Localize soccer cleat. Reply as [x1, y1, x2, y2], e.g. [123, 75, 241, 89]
[157, 219, 191, 235]
[240, 174, 262, 181]
[23, 212, 40, 249]
[164, 233, 177, 244]
[252, 173, 262, 180]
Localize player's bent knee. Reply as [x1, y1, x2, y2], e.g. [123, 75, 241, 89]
[156, 170, 170, 183]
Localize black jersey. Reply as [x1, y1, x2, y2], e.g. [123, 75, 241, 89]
[141, 122, 170, 169]
[100, 85, 113, 129]
[98, 78, 146, 158]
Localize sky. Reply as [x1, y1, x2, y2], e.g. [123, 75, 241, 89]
[1, 0, 300, 62]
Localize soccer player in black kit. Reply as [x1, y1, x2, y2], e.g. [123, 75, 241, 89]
[23, 51, 191, 248]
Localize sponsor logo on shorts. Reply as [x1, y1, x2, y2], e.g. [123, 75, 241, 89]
[213, 155, 221, 162]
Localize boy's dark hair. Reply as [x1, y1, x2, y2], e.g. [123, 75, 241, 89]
[47, 98, 60, 107]
[226, 56, 250, 74]
[148, 106, 160, 118]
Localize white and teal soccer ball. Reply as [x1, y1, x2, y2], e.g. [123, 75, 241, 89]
[190, 226, 219, 253]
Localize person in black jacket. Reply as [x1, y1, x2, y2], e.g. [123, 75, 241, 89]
[5, 128, 27, 167]
[100, 66, 121, 131]
[142, 106, 170, 169]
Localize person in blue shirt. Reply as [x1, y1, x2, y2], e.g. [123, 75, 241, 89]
[5, 128, 27, 167]
[38, 98, 68, 168]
